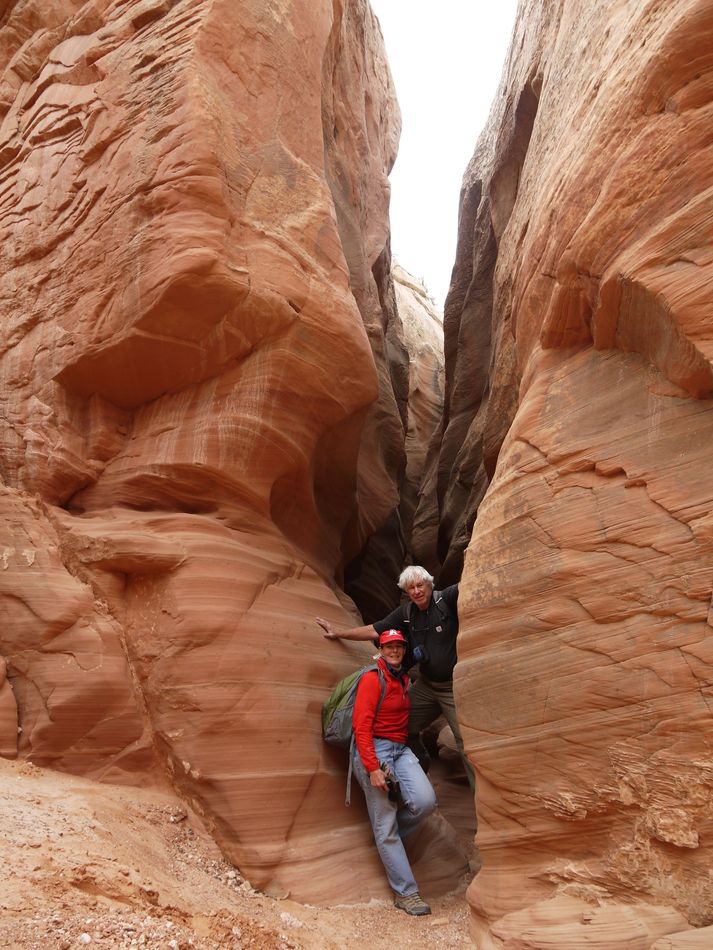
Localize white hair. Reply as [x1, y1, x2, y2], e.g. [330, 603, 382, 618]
[397, 565, 434, 590]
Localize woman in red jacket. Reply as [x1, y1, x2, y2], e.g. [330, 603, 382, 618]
[352, 629, 436, 916]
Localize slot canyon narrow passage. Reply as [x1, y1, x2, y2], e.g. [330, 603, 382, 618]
[1, 0, 713, 948]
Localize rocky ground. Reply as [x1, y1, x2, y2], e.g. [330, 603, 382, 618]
[0, 759, 476, 949]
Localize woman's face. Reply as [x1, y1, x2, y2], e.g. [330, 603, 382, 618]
[380, 642, 406, 668]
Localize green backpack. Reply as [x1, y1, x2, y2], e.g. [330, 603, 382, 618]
[322, 664, 387, 804]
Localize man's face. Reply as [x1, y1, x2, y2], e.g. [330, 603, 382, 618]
[380, 642, 406, 668]
[405, 578, 432, 610]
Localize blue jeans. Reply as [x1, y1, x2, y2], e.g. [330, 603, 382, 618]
[352, 738, 437, 896]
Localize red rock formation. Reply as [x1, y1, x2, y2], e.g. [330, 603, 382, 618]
[440, 0, 713, 944]
[0, 655, 18, 759]
[346, 262, 445, 618]
[0, 488, 151, 779]
[0, 0, 454, 903]
[393, 264, 444, 564]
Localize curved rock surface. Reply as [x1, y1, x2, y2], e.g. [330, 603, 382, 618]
[346, 262, 445, 618]
[393, 264, 444, 567]
[441, 0, 713, 945]
[0, 0, 453, 903]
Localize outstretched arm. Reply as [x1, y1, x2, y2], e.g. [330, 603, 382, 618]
[316, 617, 377, 641]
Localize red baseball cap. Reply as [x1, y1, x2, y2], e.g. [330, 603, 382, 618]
[379, 629, 407, 647]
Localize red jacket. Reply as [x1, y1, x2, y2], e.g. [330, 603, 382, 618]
[353, 657, 410, 773]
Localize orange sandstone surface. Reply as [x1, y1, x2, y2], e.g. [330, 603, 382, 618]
[436, 0, 713, 946]
[0, 757, 474, 948]
[0, 0, 460, 907]
[9, 0, 713, 943]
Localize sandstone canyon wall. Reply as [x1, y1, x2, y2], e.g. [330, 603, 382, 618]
[443, 0, 713, 945]
[0, 0, 455, 904]
[346, 262, 445, 619]
[393, 264, 444, 567]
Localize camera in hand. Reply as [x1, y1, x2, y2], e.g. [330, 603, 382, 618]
[379, 761, 405, 807]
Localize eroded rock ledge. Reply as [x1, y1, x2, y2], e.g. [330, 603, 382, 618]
[0, 0, 452, 903]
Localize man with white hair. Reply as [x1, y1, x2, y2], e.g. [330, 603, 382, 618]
[317, 566, 475, 789]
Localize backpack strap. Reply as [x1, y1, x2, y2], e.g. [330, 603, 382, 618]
[406, 590, 451, 625]
[432, 589, 451, 621]
[346, 667, 387, 806]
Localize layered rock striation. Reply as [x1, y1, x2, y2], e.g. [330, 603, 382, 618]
[440, 0, 713, 945]
[346, 262, 445, 619]
[0, 0, 452, 902]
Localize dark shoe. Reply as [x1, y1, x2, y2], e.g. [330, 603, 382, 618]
[394, 892, 431, 916]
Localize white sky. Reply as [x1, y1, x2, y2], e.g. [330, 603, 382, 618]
[369, 0, 520, 309]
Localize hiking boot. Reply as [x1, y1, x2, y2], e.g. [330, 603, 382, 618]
[394, 892, 431, 916]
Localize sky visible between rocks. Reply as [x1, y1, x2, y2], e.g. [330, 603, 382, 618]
[370, 0, 519, 310]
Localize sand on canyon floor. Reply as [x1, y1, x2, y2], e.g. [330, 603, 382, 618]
[0, 758, 477, 949]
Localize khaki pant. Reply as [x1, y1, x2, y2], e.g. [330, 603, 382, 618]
[407, 675, 476, 791]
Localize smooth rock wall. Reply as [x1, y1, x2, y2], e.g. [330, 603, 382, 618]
[443, 0, 713, 945]
[0, 0, 450, 902]
[393, 264, 445, 568]
[347, 262, 445, 619]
